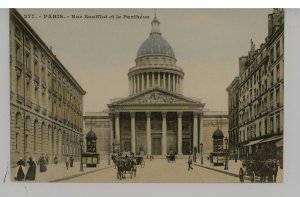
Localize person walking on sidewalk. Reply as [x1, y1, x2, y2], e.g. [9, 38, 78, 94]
[188, 156, 193, 171]
[239, 167, 244, 183]
[65, 156, 69, 170]
[70, 157, 74, 168]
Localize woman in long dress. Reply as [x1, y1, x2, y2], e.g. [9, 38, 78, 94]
[25, 157, 36, 181]
[14, 158, 25, 181]
[38, 156, 47, 172]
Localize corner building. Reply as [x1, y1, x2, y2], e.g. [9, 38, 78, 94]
[227, 9, 284, 159]
[10, 9, 86, 167]
[107, 17, 205, 156]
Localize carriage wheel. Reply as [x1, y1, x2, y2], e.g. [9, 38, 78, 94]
[141, 161, 145, 168]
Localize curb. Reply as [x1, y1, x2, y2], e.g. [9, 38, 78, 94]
[193, 163, 251, 181]
[49, 165, 113, 182]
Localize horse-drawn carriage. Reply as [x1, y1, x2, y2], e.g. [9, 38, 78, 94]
[242, 149, 279, 182]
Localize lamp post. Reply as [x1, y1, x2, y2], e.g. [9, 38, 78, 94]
[200, 142, 203, 165]
[224, 137, 229, 170]
[80, 138, 84, 172]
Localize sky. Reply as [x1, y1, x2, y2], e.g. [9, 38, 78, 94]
[18, 8, 272, 113]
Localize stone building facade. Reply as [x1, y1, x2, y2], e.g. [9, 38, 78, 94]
[227, 9, 284, 159]
[10, 9, 86, 167]
[226, 77, 239, 156]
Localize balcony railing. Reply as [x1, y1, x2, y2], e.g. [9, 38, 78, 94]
[48, 112, 53, 119]
[42, 80, 46, 88]
[34, 74, 40, 83]
[16, 94, 24, 104]
[26, 68, 32, 77]
[42, 108, 47, 115]
[34, 104, 40, 112]
[16, 60, 23, 70]
[25, 99, 32, 108]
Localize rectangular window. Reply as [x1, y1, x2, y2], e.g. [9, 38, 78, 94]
[25, 134, 28, 151]
[34, 60, 39, 76]
[16, 43, 22, 62]
[270, 117, 274, 133]
[276, 115, 280, 133]
[276, 88, 280, 107]
[15, 26, 21, 38]
[271, 47, 275, 63]
[25, 52, 31, 70]
[270, 91, 274, 109]
[270, 70, 274, 86]
[276, 65, 280, 82]
[276, 41, 280, 58]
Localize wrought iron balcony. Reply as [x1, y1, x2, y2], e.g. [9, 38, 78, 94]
[16, 94, 24, 104]
[26, 68, 32, 77]
[42, 108, 47, 115]
[16, 60, 23, 70]
[42, 80, 46, 88]
[34, 74, 40, 83]
[25, 99, 32, 108]
[34, 104, 40, 112]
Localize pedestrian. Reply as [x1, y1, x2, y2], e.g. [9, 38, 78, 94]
[234, 154, 238, 163]
[54, 156, 58, 165]
[239, 167, 244, 183]
[188, 156, 193, 171]
[70, 157, 74, 168]
[250, 170, 255, 183]
[25, 157, 36, 181]
[38, 156, 47, 172]
[45, 155, 49, 165]
[14, 157, 26, 181]
[65, 156, 69, 170]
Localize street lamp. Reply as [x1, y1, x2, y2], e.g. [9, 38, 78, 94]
[80, 138, 84, 172]
[224, 137, 229, 170]
[200, 142, 203, 165]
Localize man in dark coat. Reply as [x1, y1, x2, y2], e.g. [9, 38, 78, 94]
[188, 156, 193, 171]
[273, 159, 278, 183]
[15, 158, 26, 181]
[25, 157, 36, 181]
[70, 157, 74, 168]
[239, 167, 244, 183]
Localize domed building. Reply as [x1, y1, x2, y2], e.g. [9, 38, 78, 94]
[107, 16, 205, 156]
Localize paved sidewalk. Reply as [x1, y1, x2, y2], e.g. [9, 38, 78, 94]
[193, 157, 283, 183]
[11, 160, 113, 182]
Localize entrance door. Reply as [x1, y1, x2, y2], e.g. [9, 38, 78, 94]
[152, 136, 162, 155]
[182, 139, 191, 155]
[123, 141, 131, 152]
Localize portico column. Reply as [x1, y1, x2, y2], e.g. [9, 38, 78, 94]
[115, 112, 120, 143]
[146, 73, 149, 89]
[173, 74, 176, 92]
[193, 112, 198, 151]
[158, 72, 161, 87]
[178, 77, 181, 93]
[163, 72, 166, 89]
[181, 76, 183, 94]
[137, 74, 140, 93]
[177, 111, 183, 155]
[199, 112, 204, 150]
[130, 112, 136, 154]
[133, 75, 136, 94]
[109, 114, 114, 153]
[142, 73, 144, 91]
[146, 112, 151, 155]
[152, 72, 155, 87]
[162, 112, 167, 155]
[168, 73, 171, 91]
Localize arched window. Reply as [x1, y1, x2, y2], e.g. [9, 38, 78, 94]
[34, 120, 38, 152]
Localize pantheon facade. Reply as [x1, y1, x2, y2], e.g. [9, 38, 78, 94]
[107, 16, 205, 156]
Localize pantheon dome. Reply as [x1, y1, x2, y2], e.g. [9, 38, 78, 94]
[128, 16, 184, 95]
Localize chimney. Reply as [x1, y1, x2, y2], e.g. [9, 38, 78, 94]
[239, 56, 248, 76]
[268, 14, 273, 36]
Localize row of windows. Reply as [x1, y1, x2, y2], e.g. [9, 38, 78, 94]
[239, 114, 281, 142]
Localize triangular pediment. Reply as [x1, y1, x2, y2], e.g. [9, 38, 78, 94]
[109, 88, 204, 106]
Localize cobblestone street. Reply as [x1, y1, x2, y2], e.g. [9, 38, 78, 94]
[60, 159, 248, 183]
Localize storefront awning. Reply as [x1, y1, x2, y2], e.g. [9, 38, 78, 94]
[259, 134, 283, 144]
[275, 139, 283, 147]
[244, 139, 264, 146]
